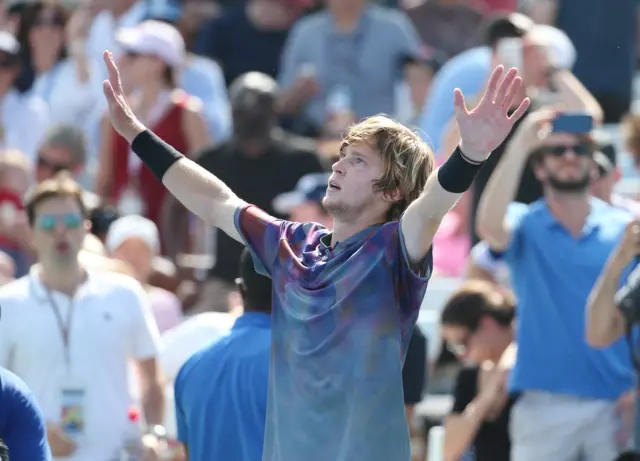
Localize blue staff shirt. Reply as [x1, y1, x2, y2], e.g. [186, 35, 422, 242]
[175, 312, 271, 461]
[0, 367, 51, 461]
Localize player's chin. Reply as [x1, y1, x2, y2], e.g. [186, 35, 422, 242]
[322, 196, 342, 213]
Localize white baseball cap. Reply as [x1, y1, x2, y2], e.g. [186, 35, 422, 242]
[116, 20, 185, 68]
[528, 24, 576, 70]
[105, 215, 160, 254]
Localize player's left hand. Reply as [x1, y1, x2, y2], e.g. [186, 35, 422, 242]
[454, 65, 531, 162]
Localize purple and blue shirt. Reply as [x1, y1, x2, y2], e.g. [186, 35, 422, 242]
[235, 205, 432, 461]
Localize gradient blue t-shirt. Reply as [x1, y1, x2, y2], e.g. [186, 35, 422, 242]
[235, 205, 432, 461]
[0, 367, 51, 461]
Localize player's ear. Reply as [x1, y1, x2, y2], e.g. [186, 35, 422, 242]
[382, 188, 403, 204]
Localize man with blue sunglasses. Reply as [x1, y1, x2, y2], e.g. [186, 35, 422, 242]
[0, 173, 165, 461]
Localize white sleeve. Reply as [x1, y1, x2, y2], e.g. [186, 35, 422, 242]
[470, 241, 504, 276]
[126, 281, 161, 361]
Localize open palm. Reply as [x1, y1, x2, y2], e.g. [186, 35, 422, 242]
[454, 66, 531, 162]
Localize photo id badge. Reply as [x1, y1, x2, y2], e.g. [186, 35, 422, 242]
[59, 378, 86, 441]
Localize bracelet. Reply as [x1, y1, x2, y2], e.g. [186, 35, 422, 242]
[131, 130, 184, 181]
[437, 146, 485, 193]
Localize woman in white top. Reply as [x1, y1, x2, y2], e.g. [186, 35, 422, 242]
[20, 2, 102, 134]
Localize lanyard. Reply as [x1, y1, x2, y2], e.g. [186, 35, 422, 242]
[45, 289, 76, 372]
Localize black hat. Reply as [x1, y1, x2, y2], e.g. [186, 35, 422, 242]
[228, 72, 278, 110]
[236, 249, 272, 306]
[481, 13, 534, 48]
[592, 130, 617, 178]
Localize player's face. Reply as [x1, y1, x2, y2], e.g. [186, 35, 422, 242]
[323, 142, 395, 224]
[534, 132, 594, 193]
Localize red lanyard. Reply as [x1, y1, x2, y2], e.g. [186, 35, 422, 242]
[45, 290, 75, 371]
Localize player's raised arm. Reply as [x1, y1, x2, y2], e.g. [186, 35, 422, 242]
[101, 50, 245, 242]
[401, 66, 530, 263]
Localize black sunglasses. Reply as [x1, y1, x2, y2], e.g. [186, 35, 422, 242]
[542, 143, 593, 157]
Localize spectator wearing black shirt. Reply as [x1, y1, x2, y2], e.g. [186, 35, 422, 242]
[440, 281, 517, 461]
[163, 71, 325, 313]
[194, 0, 307, 86]
[403, 326, 427, 461]
[553, 0, 637, 123]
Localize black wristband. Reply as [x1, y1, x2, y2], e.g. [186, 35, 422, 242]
[437, 146, 485, 193]
[130, 130, 184, 181]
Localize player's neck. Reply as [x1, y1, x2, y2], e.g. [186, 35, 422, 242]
[38, 261, 85, 296]
[331, 218, 381, 247]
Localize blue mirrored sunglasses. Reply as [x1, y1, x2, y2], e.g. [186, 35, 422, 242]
[38, 213, 83, 231]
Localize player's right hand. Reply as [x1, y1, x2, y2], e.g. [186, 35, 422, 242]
[102, 50, 146, 144]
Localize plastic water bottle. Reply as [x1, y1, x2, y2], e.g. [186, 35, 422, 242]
[325, 85, 355, 137]
[326, 85, 352, 119]
[120, 406, 144, 461]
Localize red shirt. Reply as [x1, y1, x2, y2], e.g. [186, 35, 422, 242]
[0, 190, 23, 249]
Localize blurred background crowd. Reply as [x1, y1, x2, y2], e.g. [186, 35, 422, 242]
[0, 0, 637, 460]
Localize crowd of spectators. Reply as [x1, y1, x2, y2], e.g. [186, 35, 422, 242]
[0, 0, 637, 460]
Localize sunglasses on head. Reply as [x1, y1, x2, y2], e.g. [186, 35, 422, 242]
[542, 143, 593, 157]
[38, 213, 83, 231]
[37, 155, 71, 173]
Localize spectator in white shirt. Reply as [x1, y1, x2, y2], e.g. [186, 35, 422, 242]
[0, 31, 49, 162]
[20, 2, 103, 158]
[106, 215, 183, 333]
[0, 172, 164, 461]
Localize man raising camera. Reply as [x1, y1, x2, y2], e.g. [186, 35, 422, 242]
[587, 220, 640, 348]
[587, 220, 640, 456]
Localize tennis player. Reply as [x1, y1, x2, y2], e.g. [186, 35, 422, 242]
[101, 50, 529, 461]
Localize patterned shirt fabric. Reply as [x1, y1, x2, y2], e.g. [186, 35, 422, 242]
[234, 205, 432, 461]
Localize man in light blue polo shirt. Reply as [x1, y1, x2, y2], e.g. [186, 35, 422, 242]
[174, 249, 271, 461]
[476, 109, 635, 461]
